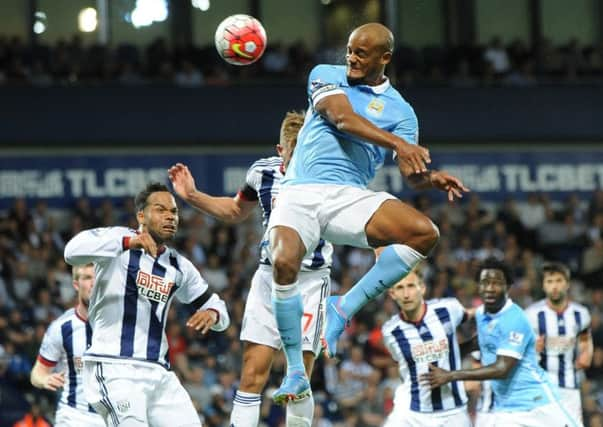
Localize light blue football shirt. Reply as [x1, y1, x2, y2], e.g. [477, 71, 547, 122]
[283, 64, 418, 188]
[476, 299, 561, 412]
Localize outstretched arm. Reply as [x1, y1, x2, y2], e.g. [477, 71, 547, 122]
[420, 355, 518, 389]
[315, 94, 431, 174]
[398, 157, 470, 201]
[168, 163, 256, 223]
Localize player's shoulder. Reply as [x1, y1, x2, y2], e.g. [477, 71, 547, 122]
[87, 226, 136, 237]
[568, 301, 591, 315]
[427, 297, 461, 309]
[382, 314, 402, 335]
[525, 299, 547, 313]
[249, 156, 282, 172]
[308, 64, 347, 85]
[47, 307, 76, 331]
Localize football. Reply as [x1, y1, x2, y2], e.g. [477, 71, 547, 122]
[214, 14, 267, 66]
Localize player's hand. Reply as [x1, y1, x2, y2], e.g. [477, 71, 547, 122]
[44, 372, 65, 391]
[187, 309, 218, 334]
[429, 170, 470, 202]
[168, 163, 197, 200]
[128, 232, 158, 257]
[395, 142, 431, 174]
[535, 335, 545, 353]
[420, 364, 453, 389]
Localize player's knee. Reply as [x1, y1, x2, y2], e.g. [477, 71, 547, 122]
[239, 364, 267, 393]
[410, 216, 439, 254]
[272, 254, 300, 284]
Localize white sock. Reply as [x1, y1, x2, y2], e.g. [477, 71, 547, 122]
[286, 394, 314, 427]
[230, 390, 261, 427]
[272, 281, 300, 300]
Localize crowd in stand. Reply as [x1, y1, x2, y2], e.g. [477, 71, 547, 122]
[1, 34, 603, 87]
[1, 191, 603, 426]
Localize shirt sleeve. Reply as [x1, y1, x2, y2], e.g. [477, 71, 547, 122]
[496, 312, 532, 360]
[64, 227, 131, 265]
[38, 321, 62, 366]
[391, 104, 419, 146]
[308, 64, 346, 108]
[381, 324, 401, 362]
[199, 293, 230, 332]
[175, 256, 208, 304]
[580, 308, 591, 334]
[446, 298, 467, 327]
[240, 162, 261, 200]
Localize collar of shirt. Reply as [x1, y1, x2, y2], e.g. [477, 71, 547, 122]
[481, 298, 514, 320]
[341, 75, 391, 94]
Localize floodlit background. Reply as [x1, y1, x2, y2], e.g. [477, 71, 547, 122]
[0, 1, 602, 426]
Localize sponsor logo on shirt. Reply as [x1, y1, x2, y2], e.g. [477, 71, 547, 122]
[544, 336, 576, 354]
[136, 271, 175, 303]
[508, 331, 524, 346]
[411, 338, 449, 363]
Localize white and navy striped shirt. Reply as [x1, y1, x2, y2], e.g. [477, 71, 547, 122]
[38, 308, 98, 415]
[64, 226, 230, 368]
[382, 298, 468, 413]
[470, 351, 494, 413]
[239, 156, 333, 271]
[525, 299, 591, 389]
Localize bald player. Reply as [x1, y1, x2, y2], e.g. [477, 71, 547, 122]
[267, 22, 469, 403]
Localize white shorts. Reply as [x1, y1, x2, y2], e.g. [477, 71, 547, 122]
[240, 265, 330, 355]
[267, 183, 396, 255]
[383, 405, 471, 427]
[83, 360, 201, 427]
[55, 404, 106, 427]
[492, 401, 581, 427]
[558, 387, 583, 424]
[474, 411, 495, 427]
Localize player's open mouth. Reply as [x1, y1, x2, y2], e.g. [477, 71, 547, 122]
[163, 225, 176, 232]
[483, 295, 496, 303]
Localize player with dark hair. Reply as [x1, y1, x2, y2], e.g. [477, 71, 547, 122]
[526, 262, 593, 424]
[64, 182, 230, 427]
[421, 258, 578, 426]
[266, 22, 469, 402]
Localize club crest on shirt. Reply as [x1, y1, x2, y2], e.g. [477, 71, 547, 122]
[366, 98, 385, 117]
[136, 271, 175, 303]
[73, 356, 83, 373]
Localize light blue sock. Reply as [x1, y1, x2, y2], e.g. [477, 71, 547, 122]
[340, 244, 425, 318]
[272, 282, 304, 374]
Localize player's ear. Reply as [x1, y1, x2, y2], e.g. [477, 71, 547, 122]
[276, 144, 283, 156]
[136, 210, 145, 226]
[381, 50, 392, 66]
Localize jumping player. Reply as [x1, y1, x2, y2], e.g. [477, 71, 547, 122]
[266, 22, 469, 402]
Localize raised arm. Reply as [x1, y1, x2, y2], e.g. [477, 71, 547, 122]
[64, 227, 128, 265]
[315, 94, 430, 174]
[169, 163, 256, 224]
